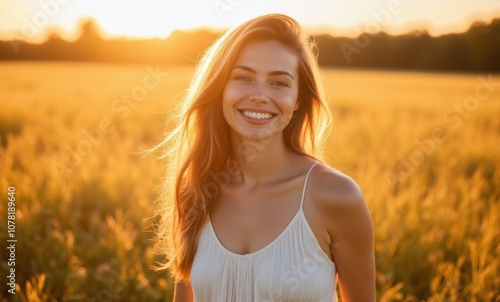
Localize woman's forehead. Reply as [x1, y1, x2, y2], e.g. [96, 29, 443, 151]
[232, 40, 299, 76]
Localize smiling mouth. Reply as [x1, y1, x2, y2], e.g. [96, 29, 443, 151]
[240, 110, 275, 120]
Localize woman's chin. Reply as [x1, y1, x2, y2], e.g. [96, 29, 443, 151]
[233, 129, 276, 141]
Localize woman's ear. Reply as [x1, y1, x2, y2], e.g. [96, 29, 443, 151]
[294, 100, 300, 111]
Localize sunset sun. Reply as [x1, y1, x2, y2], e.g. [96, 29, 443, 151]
[1, 0, 499, 42]
[68, 2, 199, 40]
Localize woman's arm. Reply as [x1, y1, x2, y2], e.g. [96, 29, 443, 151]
[313, 168, 375, 302]
[173, 282, 194, 302]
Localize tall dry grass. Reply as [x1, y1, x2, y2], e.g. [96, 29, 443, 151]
[0, 62, 498, 301]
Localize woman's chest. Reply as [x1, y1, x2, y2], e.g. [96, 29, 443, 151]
[191, 221, 336, 302]
[209, 181, 303, 255]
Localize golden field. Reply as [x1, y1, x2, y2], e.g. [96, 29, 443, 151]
[0, 62, 499, 301]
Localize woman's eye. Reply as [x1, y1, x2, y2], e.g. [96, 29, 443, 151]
[272, 80, 289, 87]
[234, 75, 251, 82]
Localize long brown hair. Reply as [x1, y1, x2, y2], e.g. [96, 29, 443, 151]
[152, 14, 332, 282]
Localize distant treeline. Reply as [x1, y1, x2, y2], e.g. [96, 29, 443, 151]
[1, 18, 499, 72]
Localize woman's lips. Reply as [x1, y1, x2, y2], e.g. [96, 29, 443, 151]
[238, 109, 277, 124]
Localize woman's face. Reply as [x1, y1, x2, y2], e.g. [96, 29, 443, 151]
[222, 40, 299, 141]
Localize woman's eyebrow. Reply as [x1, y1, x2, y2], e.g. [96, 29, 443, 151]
[233, 65, 295, 80]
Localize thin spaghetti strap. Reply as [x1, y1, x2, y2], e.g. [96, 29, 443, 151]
[300, 162, 321, 209]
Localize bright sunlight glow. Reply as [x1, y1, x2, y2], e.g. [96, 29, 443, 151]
[0, 0, 499, 42]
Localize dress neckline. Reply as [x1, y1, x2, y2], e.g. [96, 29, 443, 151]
[207, 208, 303, 258]
[207, 162, 321, 259]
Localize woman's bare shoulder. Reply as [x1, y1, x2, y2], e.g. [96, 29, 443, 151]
[309, 163, 365, 210]
[309, 163, 375, 300]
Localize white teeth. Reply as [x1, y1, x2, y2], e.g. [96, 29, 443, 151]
[242, 111, 273, 120]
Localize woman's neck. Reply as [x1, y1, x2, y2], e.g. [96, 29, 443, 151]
[230, 131, 294, 190]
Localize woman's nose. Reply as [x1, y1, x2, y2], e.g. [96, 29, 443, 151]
[249, 95, 270, 104]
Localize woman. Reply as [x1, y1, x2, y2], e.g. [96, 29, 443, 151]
[153, 14, 375, 302]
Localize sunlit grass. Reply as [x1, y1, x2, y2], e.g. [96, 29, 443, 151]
[0, 62, 498, 301]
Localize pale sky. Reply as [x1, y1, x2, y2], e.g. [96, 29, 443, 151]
[1, 0, 500, 42]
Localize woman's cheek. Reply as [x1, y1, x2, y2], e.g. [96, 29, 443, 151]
[223, 83, 243, 105]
